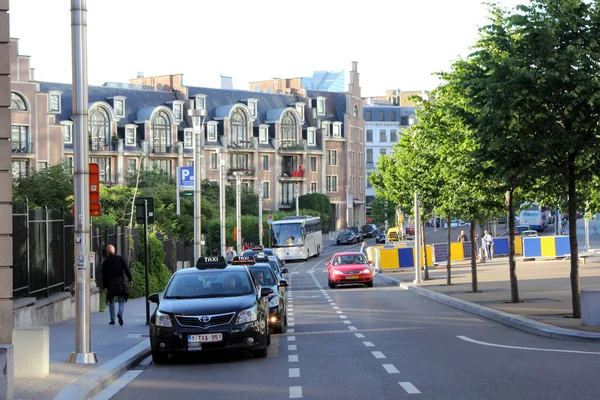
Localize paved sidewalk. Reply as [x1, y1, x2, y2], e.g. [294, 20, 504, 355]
[15, 296, 151, 400]
[378, 219, 600, 340]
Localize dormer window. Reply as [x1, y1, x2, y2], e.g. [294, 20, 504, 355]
[259, 124, 269, 144]
[184, 128, 193, 149]
[322, 121, 331, 137]
[125, 124, 137, 146]
[48, 91, 62, 113]
[307, 128, 316, 146]
[111, 96, 126, 119]
[172, 101, 184, 122]
[333, 122, 342, 138]
[295, 103, 305, 121]
[317, 97, 326, 116]
[207, 121, 218, 141]
[195, 94, 207, 112]
[248, 98, 258, 120]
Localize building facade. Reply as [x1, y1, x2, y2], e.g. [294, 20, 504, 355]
[249, 70, 345, 94]
[363, 89, 430, 108]
[364, 105, 416, 203]
[9, 39, 366, 230]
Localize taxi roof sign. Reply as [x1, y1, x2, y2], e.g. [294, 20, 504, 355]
[254, 252, 269, 262]
[232, 256, 255, 265]
[196, 256, 227, 270]
[251, 246, 264, 251]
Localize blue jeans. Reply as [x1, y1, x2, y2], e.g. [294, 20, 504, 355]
[109, 297, 125, 321]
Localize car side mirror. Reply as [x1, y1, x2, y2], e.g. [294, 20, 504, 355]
[260, 287, 274, 297]
[279, 280, 289, 287]
[281, 268, 289, 274]
[326, 262, 331, 268]
[148, 293, 160, 304]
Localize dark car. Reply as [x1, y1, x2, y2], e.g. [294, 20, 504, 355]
[375, 231, 386, 244]
[348, 226, 363, 242]
[242, 247, 285, 267]
[361, 224, 378, 238]
[245, 260, 288, 334]
[147, 256, 272, 364]
[266, 255, 288, 281]
[337, 230, 356, 245]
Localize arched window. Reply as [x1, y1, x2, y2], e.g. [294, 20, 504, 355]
[10, 92, 27, 110]
[353, 104, 359, 118]
[151, 110, 172, 152]
[280, 112, 297, 149]
[89, 106, 111, 150]
[230, 108, 248, 148]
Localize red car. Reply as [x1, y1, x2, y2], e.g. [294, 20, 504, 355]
[326, 252, 374, 288]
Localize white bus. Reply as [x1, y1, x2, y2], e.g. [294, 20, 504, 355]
[519, 202, 549, 231]
[270, 216, 323, 261]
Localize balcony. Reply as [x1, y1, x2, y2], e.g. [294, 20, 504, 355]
[279, 169, 305, 181]
[228, 137, 256, 150]
[227, 168, 256, 178]
[89, 139, 118, 152]
[278, 139, 307, 152]
[11, 142, 33, 154]
[149, 144, 176, 154]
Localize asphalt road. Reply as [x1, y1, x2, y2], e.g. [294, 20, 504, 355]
[105, 240, 600, 400]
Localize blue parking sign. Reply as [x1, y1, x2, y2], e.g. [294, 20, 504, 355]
[179, 166, 194, 191]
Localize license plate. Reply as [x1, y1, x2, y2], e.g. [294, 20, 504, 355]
[189, 333, 223, 343]
[346, 276, 359, 279]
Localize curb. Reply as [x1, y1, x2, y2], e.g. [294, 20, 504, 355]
[377, 274, 600, 342]
[54, 339, 151, 400]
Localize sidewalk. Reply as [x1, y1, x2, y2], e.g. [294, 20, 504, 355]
[378, 219, 600, 341]
[15, 296, 151, 400]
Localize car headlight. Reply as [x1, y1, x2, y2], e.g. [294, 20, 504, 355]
[362, 268, 371, 274]
[236, 305, 258, 324]
[269, 296, 280, 307]
[332, 270, 344, 275]
[155, 310, 172, 328]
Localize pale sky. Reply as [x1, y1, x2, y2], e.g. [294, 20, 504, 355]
[8, 0, 524, 97]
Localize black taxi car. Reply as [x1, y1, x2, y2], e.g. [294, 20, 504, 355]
[232, 254, 289, 334]
[147, 256, 273, 363]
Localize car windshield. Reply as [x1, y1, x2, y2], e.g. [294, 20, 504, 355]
[333, 255, 367, 265]
[164, 270, 253, 298]
[339, 232, 352, 237]
[242, 249, 274, 257]
[249, 266, 276, 286]
[271, 223, 303, 247]
[268, 259, 281, 274]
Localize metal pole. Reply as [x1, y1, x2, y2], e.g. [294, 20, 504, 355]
[433, 210, 437, 231]
[219, 150, 226, 257]
[68, 0, 96, 364]
[295, 183, 299, 216]
[176, 166, 181, 216]
[585, 216, 590, 250]
[414, 191, 422, 284]
[258, 182, 264, 247]
[144, 200, 150, 325]
[345, 185, 350, 228]
[235, 171, 242, 254]
[194, 128, 201, 260]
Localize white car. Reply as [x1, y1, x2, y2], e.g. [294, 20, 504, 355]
[522, 230, 538, 237]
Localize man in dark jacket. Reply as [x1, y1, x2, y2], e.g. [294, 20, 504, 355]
[102, 245, 133, 326]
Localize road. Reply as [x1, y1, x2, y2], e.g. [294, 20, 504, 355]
[101, 240, 600, 400]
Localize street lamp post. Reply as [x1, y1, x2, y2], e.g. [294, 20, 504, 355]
[414, 191, 422, 284]
[188, 109, 207, 262]
[258, 181, 264, 247]
[345, 184, 350, 228]
[295, 183, 299, 216]
[234, 171, 243, 254]
[218, 149, 226, 257]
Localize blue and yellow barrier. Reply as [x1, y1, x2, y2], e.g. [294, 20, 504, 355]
[432, 242, 473, 264]
[373, 245, 433, 270]
[492, 237, 523, 256]
[522, 236, 570, 258]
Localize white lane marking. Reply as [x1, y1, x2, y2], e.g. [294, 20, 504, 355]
[89, 370, 143, 400]
[457, 336, 600, 355]
[288, 306, 294, 311]
[343, 320, 352, 324]
[288, 312, 294, 316]
[289, 386, 303, 398]
[288, 328, 295, 333]
[288, 344, 297, 351]
[330, 302, 336, 306]
[372, 351, 386, 359]
[288, 317, 295, 322]
[363, 341, 375, 347]
[288, 336, 296, 342]
[336, 311, 343, 314]
[339, 315, 347, 319]
[349, 326, 358, 331]
[333, 306, 340, 310]
[291, 272, 300, 274]
[289, 322, 295, 327]
[355, 333, 365, 338]
[383, 364, 399, 374]
[399, 382, 421, 394]
[289, 368, 301, 378]
[289, 354, 299, 362]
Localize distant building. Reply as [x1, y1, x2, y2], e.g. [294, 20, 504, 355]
[363, 89, 430, 107]
[250, 70, 345, 94]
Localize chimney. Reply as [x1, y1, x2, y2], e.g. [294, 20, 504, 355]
[351, 61, 358, 72]
[137, 71, 144, 78]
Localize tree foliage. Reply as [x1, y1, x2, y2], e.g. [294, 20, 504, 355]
[13, 162, 73, 212]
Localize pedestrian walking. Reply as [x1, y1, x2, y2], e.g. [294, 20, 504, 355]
[101, 245, 133, 326]
[360, 241, 368, 257]
[483, 230, 494, 260]
[457, 230, 468, 242]
[226, 246, 236, 264]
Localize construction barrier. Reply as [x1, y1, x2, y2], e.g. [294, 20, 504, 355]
[491, 237, 523, 257]
[373, 245, 433, 270]
[432, 242, 472, 264]
[522, 236, 570, 258]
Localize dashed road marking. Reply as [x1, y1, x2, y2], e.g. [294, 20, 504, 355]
[343, 320, 352, 324]
[288, 345, 297, 351]
[457, 335, 600, 355]
[288, 328, 295, 333]
[289, 368, 301, 378]
[336, 311, 343, 314]
[399, 382, 421, 394]
[288, 336, 296, 342]
[363, 341, 375, 347]
[348, 326, 357, 331]
[383, 364, 399, 374]
[372, 351, 386, 359]
[339, 315, 347, 319]
[355, 333, 365, 338]
[289, 354, 299, 362]
[289, 386, 303, 398]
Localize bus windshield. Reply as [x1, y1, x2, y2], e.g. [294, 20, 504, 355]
[271, 223, 304, 247]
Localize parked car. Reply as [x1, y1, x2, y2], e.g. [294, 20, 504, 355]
[327, 252, 373, 288]
[514, 225, 531, 235]
[348, 226, 363, 242]
[521, 230, 538, 237]
[375, 231, 386, 243]
[361, 224, 378, 238]
[337, 230, 356, 245]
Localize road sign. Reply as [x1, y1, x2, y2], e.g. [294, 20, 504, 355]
[135, 197, 155, 225]
[267, 215, 273, 225]
[179, 166, 194, 191]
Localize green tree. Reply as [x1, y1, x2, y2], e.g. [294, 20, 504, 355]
[368, 197, 396, 226]
[13, 162, 73, 212]
[298, 193, 331, 232]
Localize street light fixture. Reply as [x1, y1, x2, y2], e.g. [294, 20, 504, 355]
[234, 171, 243, 254]
[258, 181, 264, 247]
[295, 183, 299, 217]
[345, 184, 350, 228]
[218, 148, 226, 257]
[188, 108, 207, 262]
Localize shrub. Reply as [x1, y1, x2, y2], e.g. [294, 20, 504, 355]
[128, 233, 172, 298]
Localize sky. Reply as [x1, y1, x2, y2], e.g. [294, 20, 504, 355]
[8, 0, 524, 97]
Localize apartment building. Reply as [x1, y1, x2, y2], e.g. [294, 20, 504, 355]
[8, 39, 366, 230]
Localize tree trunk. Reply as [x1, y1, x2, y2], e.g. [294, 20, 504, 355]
[506, 189, 520, 303]
[568, 156, 581, 318]
[470, 220, 478, 293]
[447, 216, 452, 285]
[421, 218, 430, 280]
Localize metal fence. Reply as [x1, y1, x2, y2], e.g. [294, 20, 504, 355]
[13, 201, 193, 299]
